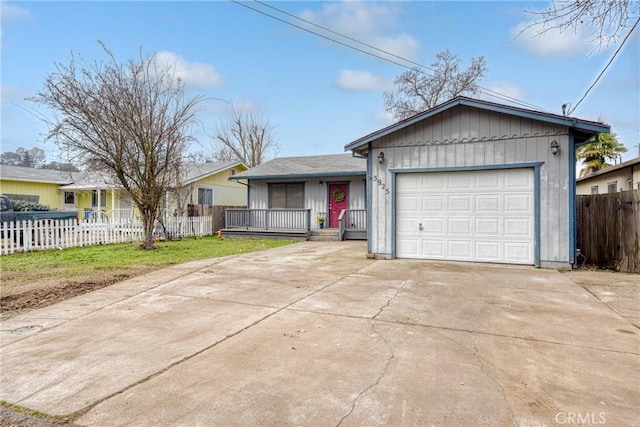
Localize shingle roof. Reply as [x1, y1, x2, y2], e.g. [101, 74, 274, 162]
[231, 154, 366, 180]
[0, 165, 74, 184]
[345, 96, 611, 152]
[181, 161, 245, 185]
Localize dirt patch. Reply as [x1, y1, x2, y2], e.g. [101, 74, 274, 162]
[0, 270, 143, 319]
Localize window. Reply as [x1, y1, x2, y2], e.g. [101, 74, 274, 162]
[64, 191, 75, 205]
[607, 182, 617, 193]
[198, 188, 213, 206]
[590, 186, 598, 195]
[0, 197, 10, 212]
[269, 183, 304, 209]
[92, 190, 107, 208]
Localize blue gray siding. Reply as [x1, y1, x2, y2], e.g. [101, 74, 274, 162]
[248, 176, 366, 229]
[369, 105, 571, 267]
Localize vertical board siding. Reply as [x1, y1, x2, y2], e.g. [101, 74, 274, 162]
[0, 180, 65, 209]
[370, 104, 571, 263]
[248, 176, 366, 229]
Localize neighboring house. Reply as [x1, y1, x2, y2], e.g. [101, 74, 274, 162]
[229, 154, 366, 235]
[0, 161, 247, 220]
[576, 157, 640, 195]
[345, 96, 609, 268]
[0, 165, 72, 209]
[167, 161, 248, 215]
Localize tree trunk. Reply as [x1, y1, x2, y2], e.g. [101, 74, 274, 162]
[141, 209, 157, 250]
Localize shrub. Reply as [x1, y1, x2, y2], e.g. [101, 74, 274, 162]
[10, 199, 56, 211]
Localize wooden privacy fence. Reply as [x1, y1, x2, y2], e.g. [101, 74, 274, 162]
[576, 190, 640, 273]
[1, 215, 215, 255]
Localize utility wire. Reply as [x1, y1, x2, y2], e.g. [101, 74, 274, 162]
[232, 0, 553, 113]
[568, 16, 640, 116]
[254, 0, 549, 112]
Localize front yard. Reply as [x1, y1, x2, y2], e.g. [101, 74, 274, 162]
[0, 236, 296, 317]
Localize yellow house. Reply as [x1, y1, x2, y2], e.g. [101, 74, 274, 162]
[1, 161, 248, 220]
[0, 165, 73, 209]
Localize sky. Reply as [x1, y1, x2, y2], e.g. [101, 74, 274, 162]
[1, 1, 639, 166]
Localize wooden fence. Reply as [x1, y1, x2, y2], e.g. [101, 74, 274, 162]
[576, 190, 640, 273]
[0, 215, 214, 255]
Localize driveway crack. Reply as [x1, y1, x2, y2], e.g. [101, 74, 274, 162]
[471, 333, 516, 424]
[336, 282, 407, 426]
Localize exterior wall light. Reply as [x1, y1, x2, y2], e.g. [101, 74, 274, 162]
[377, 151, 385, 164]
[550, 140, 560, 156]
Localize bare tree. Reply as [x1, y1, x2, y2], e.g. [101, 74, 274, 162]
[29, 42, 203, 249]
[383, 50, 487, 121]
[522, 0, 639, 48]
[211, 105, 279, 167]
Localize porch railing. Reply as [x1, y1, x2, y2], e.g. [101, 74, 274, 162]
[338, 209, 367, 240]
[225, 209, 311, 231]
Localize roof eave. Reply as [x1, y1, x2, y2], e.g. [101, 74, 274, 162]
[230, 171, 366, 181]
[344, 97, 610, 151]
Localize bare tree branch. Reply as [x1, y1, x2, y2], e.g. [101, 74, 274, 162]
[29, 42, 203, 249]
[383, 50, 487, 121]
[211, 105, 279, 167]
[521, 0, 639, 48]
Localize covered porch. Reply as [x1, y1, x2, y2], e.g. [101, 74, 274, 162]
[223, 208, 366, 240]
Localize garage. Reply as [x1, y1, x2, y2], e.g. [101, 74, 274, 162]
[396, 168, 534, 264]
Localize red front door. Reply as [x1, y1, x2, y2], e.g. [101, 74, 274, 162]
[328, 183, 348, 228]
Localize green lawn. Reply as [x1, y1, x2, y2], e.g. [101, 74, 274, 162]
[0, 236, 297, 289]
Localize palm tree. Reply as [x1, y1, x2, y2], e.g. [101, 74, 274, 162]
[576, 133, 627, 177]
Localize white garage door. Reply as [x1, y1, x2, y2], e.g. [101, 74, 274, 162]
[396, 168, 534, 264]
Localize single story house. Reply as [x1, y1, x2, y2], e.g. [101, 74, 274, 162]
[345, 96, 610, 269]
[1, 161, 247, 220]
[576, 157, 640, 195]
[228, 154, 366, 237]
[0, 165, 73, 208]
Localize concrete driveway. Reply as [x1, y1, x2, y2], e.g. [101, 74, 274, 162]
[1, 241, 638, 426]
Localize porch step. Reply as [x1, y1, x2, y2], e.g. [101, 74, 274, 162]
[309, 229, 341, 242]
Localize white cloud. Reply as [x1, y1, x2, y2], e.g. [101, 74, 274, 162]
[154, 51, 223, 89]
[510, 22, 596, 57]
[483, 81, 527, 101]
[1, 3, 33, 23]
[299, 1, 420, 60]
[335, 69, 390, 92]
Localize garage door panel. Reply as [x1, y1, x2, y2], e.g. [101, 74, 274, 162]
[396, 168, 534, 265]
[475, 241, 501, 260]
[504, 218, 532, 237]
[448, 217, 472, 235]
[422, 195, 445, 211]
[475, 217, 500, 236]
[476, 194, 501, 212]
[504, 242, 532, 262]
[448, 195, 472, 212]
[449, 174, 473, 190]
[504, 169, 532, 189]
[397, 217, 419, 233]
[422, 240, 445, 258]
[504, 193, 532, 212]
[397, 239, 420, 258]
[448, 240, 473, 259]
[423, 218, 445, 235]
[476, 173, 501, 189]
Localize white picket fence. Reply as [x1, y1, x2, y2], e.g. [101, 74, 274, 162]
[0, 216, 214, 255]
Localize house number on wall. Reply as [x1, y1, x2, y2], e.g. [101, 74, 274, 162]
[370, 175, 390, 195]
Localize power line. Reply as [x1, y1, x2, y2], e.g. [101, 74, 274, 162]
[568, 16, 640, 116]
[232, 0, 553, 113]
